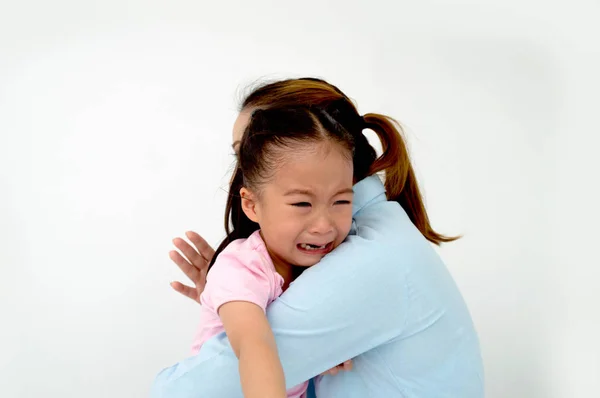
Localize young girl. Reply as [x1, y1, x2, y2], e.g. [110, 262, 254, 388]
[190, 106, 361, 398]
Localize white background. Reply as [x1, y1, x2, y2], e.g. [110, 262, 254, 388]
[1, 1, 598, 397]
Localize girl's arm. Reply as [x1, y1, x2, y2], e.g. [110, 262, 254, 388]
[219, 301, 286, 398]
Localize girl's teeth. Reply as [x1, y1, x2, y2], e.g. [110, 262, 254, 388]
[300, 243, 327, 250]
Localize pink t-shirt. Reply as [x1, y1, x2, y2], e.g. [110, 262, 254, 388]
[191, 230, 308, 398]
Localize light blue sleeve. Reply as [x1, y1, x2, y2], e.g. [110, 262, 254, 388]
[151, 204, 410, 398]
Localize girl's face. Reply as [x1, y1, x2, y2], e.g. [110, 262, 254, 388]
[241, 141, 354, 268]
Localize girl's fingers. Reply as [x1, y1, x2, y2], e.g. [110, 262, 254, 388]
[170, 281, 200, 303]
[343, 360, 353, 371]
[169, 233, 213, 300]
[185, 231, 215, 264]
[173, 238, 205, 269]
[321, 360, 353, 376]
[169, 250, 200, 282]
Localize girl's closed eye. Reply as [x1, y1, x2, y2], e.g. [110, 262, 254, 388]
[291, 202, 311, 208]
[335, 200, 352, 205]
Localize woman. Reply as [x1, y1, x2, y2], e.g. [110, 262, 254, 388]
[152, 78, 484, 397]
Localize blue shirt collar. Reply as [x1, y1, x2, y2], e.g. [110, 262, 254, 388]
[352, 175, 387, 216]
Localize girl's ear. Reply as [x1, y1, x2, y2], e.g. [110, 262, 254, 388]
[240, 187, 259, 223]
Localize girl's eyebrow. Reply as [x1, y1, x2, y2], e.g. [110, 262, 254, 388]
[232, 140, 240, 150]
[283, 189, 313, 197]
[335, 188, 354, 195]
[284, 188, 354, 196]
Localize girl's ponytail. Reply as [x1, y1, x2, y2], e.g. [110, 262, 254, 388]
[363, 113, 459, 245]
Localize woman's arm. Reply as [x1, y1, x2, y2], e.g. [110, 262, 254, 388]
[219, 302, 286, 398]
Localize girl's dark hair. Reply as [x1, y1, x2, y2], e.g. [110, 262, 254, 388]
[210, 77, 459, 269]
[243, 78, 458, 243]
[208, 106, 362, 270]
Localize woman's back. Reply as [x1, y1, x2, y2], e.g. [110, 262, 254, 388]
[313, 185, 484, 396]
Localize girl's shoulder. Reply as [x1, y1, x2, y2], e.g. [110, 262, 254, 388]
[203, 230, 282, 309]
[211, 230, 275, 277]
[219, 230, 269, 262]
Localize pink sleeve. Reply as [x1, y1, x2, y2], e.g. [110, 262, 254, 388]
[201, 248, 273, 313]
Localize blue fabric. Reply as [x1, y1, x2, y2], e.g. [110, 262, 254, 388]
[151, 175, 484, 397]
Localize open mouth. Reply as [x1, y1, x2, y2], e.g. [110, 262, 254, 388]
[296, 242, 333, 254]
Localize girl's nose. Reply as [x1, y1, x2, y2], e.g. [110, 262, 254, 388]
[309, 212, 334, 235]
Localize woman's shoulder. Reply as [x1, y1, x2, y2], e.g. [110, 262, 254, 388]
[355, 200, 429, 247]
[340, 199, 441, 278]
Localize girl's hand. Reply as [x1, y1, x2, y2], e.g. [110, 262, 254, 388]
[320, 360, 353, 376]
[169, 231, 214, 303]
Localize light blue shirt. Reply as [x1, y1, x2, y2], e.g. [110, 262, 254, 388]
[151, 175, 484, 397]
